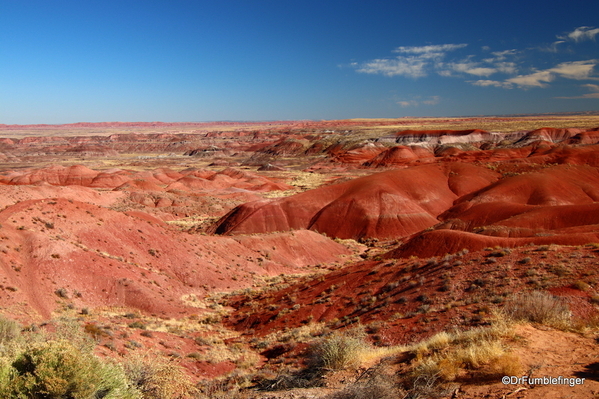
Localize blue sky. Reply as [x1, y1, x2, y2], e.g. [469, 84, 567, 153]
[1, 0, 598, 124]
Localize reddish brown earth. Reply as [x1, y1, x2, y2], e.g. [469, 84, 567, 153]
[0, 165, 292, 223]
[363, 145, 434, 167]
[212, 163, 500, 240]
[0, 197, 351, 321]
[225, 244, 599, 339]
[388, 164, 599, 257]
[2, 116, 599, 396]
[0, 165, 290, 192]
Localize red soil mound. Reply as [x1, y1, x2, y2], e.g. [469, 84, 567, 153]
[387, 229, 599, 258]
[233, 230, 352, 268]
[212, 163, 500, 240]
[0, 165, 291, 193]
[493, 203, 599, 231]
[387, 165, 599, 257]
[363, 145, 434, 167]
[515, 127, 585, 145]
[226, 244, 599, 343]
[0, 199, 349, 320]
[568, 128, 599, 144]
[115, 179, 165, 191]
[523, 144, 599, 166]
[0, 165, 99, 186]
[434, 146, 536, 163]
[327, 142, 388, 163]
[0, 184, 125, 209]
[446, 164, 599, 212]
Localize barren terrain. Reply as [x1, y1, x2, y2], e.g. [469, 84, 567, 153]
[2, 114, 599, 398]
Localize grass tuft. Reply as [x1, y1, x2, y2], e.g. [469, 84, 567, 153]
[502, 290, 571, 329]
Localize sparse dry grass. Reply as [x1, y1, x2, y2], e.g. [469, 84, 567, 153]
[502, 290, 571, 329]
[310, 331, 370, 371]
[406, 314, 516, 382]
[123, 352, 197, 399]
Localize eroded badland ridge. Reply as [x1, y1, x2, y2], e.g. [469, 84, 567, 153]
[1, 115, 599, 398]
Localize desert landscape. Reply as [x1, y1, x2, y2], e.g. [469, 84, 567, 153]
[1, 115, 599, 397]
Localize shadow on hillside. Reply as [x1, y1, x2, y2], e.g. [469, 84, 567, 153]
[574, 362, 599, 381]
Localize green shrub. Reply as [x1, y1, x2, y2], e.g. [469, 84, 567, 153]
[0, 358, 17, 397]
[7, 340, 140, 399]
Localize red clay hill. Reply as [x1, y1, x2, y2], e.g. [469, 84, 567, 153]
[0, 165, 291, 221]
[0, 197, 350, 321]
[389, 164, 599, 257]
[212, 163, 501, 239]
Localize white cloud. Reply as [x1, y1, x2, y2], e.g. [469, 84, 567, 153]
[357, 57, 428, 78]
[491, 49, 517, 59]
[494, 62, 518, 74]
[422, 96, 440, 105]
[398, 100, 418, 107]
[506, 70, 554, 88]
[583, 83, 599, 92]
[446, 62, 497, 76]
[560, 26, 599, 42]
[548, 26, 599, 51]
[396, 96, 440, 107]
[499, 60, 597, 88]
[543, 40, 566, 53]
[548, 60, 597, 79]
[357, 43, 467, 78]
[393, 43, 467, 55]
[353, 31, 598, 91]
[579, 92, 599, 98]
[471, 79, 512, 88]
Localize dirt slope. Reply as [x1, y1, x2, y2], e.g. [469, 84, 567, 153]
[213, 163, 500, 240]
[390, 164, 599, 257]
[0, 198, 350, 321]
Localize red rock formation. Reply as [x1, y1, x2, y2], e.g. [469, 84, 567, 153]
[0, 198, 350, 319]
[212, 163, 500, 239]
[387, 129, 499, 145]
[327, 142, 388, 163]
[0, 165, 291, 193]
[515, 127, 585, 145]
[364, 145, 434, 167]
[387, 164, 599, 257]
[386, 229, 599, 258]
